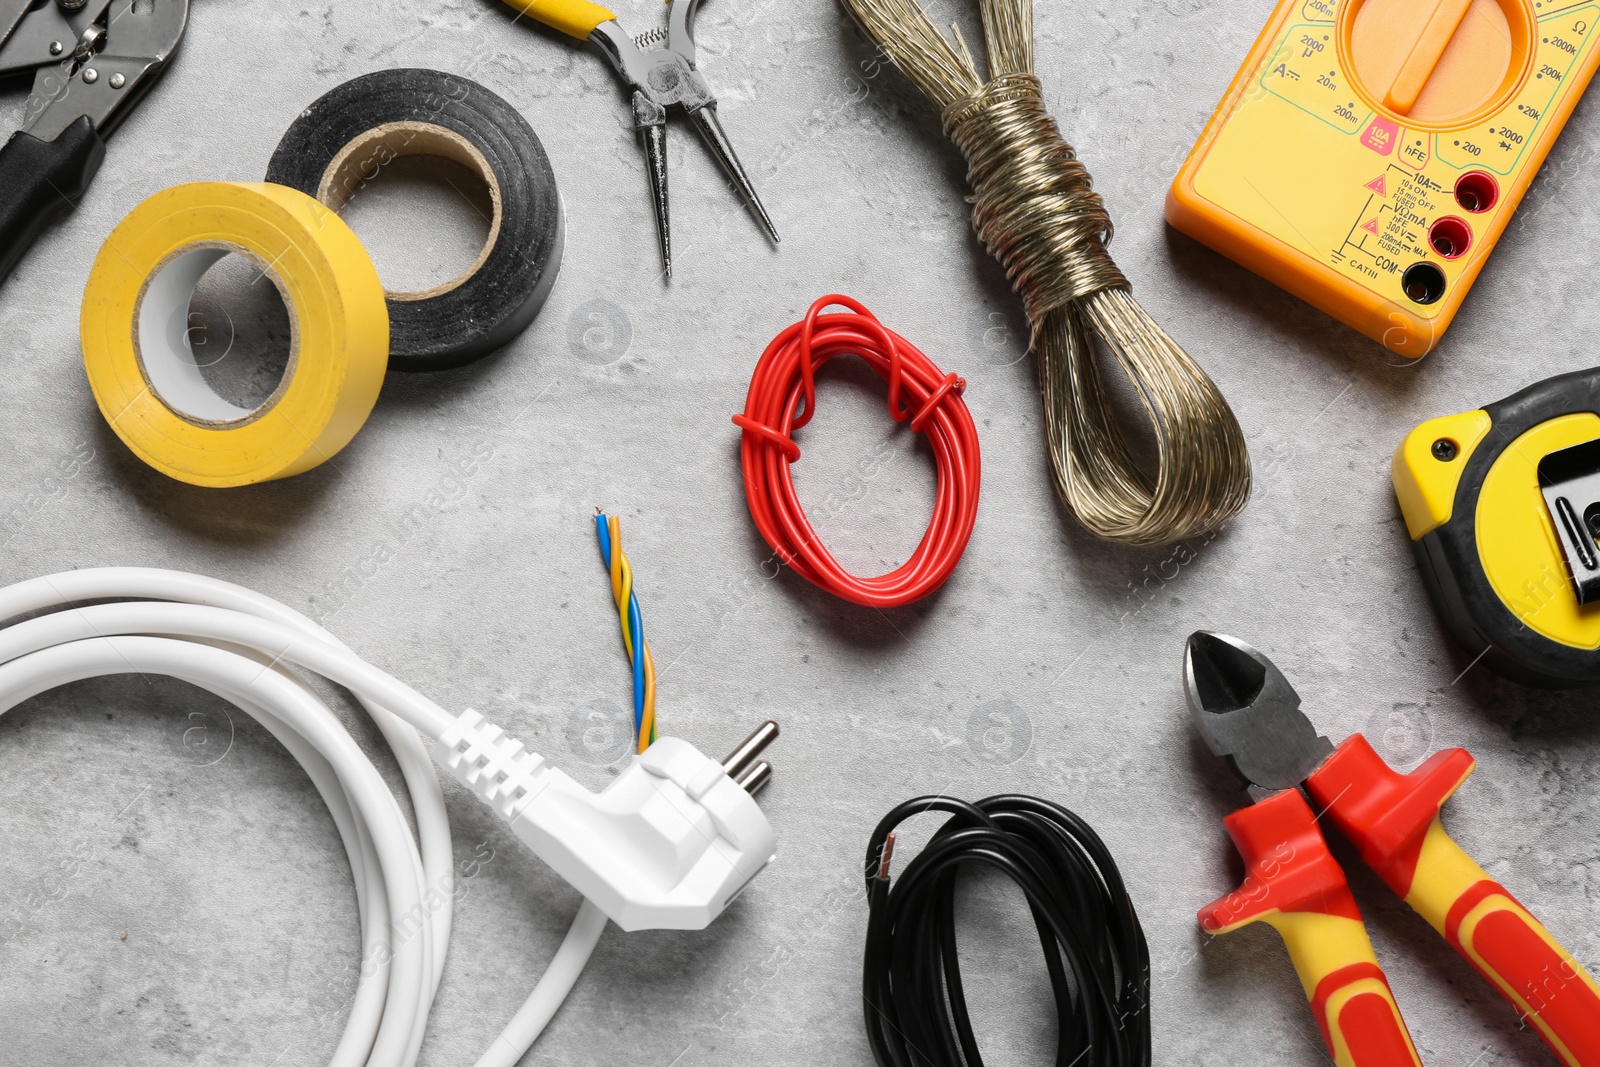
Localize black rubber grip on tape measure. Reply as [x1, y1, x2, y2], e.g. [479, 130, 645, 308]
[265, 69, 562, 373]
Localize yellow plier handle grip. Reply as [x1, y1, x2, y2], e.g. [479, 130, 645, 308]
[502, 0, 615, 40]
[1310, 736, 1600, 1067]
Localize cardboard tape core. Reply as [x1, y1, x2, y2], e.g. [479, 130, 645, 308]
[317, 122, 504, 303]
[134, 243, 300, 428]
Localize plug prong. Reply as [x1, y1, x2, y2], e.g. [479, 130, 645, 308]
[735, 759, 773, 795]
[723, 720, 779, 779]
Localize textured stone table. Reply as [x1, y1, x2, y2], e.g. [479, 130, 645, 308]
[1, 0, 1597, 1064]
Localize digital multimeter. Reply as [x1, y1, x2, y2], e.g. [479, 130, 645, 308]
[1168, 0, 1600, 358]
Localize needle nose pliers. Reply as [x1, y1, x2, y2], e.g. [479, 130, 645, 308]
[502, 0, 778, 277]
[1185, 630, 1600, 1067]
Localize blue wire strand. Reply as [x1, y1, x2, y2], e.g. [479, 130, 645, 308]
[595, 514, 647, 736]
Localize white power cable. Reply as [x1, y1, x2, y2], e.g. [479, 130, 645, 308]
[473, 899, 607, 1067]
[0, 568, 597, 1067]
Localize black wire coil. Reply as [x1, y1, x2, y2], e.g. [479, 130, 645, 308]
[862, 795, 1151, 1067]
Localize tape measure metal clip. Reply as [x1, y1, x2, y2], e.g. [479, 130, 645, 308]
[1538, 439, 1600, 605]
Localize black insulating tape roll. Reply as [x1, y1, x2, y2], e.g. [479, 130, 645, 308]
[266, 69, 562, 373]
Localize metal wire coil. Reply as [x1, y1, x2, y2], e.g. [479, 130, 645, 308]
[840, 0, 1252, 545]
[944, 74, 1128, 315]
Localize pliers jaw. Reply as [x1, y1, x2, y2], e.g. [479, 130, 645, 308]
[588, 1, 777, 278]
[1183, 630, 1333, 797]
[0, 0, 187, 141]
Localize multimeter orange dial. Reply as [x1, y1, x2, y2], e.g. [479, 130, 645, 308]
[1168, 0, 1600, 358]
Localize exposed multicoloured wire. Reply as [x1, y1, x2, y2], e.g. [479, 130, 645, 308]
[595, 512, 657, 753]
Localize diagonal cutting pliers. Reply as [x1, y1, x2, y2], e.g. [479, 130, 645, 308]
[1185, 631, 1600, 1067]
[0, 0, 187, 289]
[501, 0, 778, 277]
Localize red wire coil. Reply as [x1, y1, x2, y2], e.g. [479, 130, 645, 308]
[733, 295, 981, 609]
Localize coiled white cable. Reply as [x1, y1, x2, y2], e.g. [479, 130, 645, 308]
[0, 568, 597, 1067]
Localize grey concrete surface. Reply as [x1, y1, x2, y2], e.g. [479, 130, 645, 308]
[0, 0, 1598, 1064]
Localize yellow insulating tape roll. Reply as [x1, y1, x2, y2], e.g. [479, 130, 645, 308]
[81, 182, 389, 487]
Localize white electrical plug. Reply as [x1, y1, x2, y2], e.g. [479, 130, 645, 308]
[0, 568, 781, 1066]
[436, 710, 779, 931]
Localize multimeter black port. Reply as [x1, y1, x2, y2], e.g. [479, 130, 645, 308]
[1402, 263, 1447, 305]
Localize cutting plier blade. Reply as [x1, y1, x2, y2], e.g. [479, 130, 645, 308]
[1183, 630, 1333, 795]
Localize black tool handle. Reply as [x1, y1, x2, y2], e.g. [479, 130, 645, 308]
[0, 116, 106, 288]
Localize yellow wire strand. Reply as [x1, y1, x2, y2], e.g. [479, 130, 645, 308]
[603, 513, 657, 752]
[640, 640, 657, 752]
[608, 516, 633, 661]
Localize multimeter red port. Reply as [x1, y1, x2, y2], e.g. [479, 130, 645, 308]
[1168, 0, 1600, 359]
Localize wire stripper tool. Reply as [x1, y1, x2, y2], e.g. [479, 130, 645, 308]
[1186, 630, 1600, 1067]
[501, 0, 777, 276]
[1168, 0, 1600, 358]
[0, 0, 187, 289]
[1395, 368, 1600, 687]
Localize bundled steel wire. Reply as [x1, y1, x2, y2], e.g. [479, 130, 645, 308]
[862, 795, 1151, 1067]
[838, 0, 1251, 545]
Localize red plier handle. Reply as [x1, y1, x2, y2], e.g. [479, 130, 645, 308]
[1201, 788, 1423, 1067]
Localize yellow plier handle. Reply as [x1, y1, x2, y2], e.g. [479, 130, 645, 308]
[501, 0, 615, 40]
